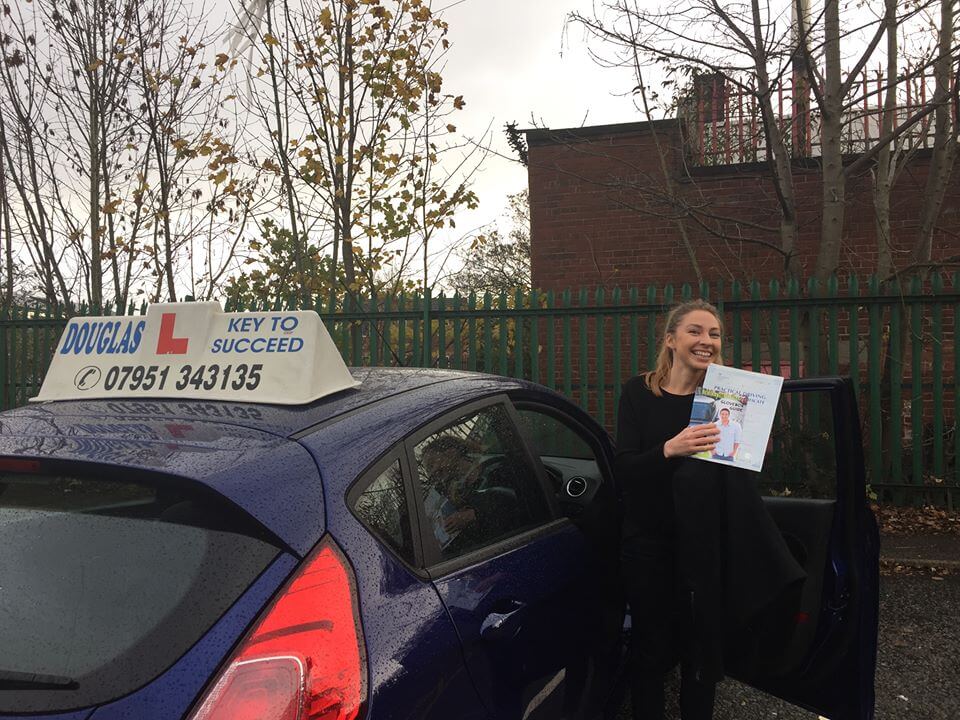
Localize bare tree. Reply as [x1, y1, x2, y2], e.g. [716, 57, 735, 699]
[231, 0, 484, 304]
[570, 0, 958, 284]
[130, 0, 250, 303]
[0, 0, 254, 306]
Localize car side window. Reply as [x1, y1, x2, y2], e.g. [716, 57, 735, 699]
[514, 407, 606, 514]
[514, 408, 600, 466]
[350, 458, 416, 565]
[758, 389, 837, 499]
[413, 404, 552, 563]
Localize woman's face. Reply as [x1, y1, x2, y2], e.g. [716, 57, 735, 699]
[666, 309, 722, 373]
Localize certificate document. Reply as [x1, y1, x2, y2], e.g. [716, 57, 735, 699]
[688, 364, 784, 472]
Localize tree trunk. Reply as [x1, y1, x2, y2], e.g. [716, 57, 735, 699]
[265, 5, 302, 292]
[816, 0, 844, 286]
[0, 116, 12, 306]
[88, 91, 102, 307]
[874, 0, 898, 282]
[914, 0, 956, 270]
[790, 0, 810, 158]
[751, 0, 801, 280]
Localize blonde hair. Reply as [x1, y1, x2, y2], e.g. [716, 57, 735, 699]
[644, 299, 724, 396]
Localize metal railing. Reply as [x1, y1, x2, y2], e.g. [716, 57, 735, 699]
[2, 275, 957, 503]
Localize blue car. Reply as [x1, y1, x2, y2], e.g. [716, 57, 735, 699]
[0, 367, 878, 720]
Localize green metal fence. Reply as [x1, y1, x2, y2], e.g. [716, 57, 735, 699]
[3, 274, 958, 503]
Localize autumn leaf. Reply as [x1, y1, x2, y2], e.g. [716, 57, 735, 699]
[212, 169, 228, 184]
[319, 7, 333, 31]
[101, 199, 121, 214]
[214, 53, 229, 68]
[446, 124, 456, 132]
[191, 76, 201, 89]
[264, 33, 280, 47]
[453, 95, 465, 110]
[86, 59, 103, 72]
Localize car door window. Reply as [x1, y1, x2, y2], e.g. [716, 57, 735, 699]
[350, 457, 416, 565]
[758, 389, 837, 499]
[514, 406, 607, 515]
[413, 404, 552, 562]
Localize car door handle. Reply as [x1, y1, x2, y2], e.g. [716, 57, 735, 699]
[480, 599, 527, 642]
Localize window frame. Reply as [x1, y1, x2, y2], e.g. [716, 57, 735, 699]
[346, 447, 427, 576]
[509, 399, 616, 488]
[757, 384, 840, 501]
[402, 395, 566, 575]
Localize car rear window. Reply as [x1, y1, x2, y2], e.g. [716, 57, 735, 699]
[0, 470, 282, 714]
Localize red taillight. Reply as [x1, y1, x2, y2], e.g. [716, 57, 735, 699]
[0, 458, 41, 473]
[189, 537, 366, 720]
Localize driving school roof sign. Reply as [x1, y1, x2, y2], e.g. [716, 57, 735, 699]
[33, 302, 360, 404]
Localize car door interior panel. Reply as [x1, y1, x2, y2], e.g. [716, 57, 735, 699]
[728, 378, 879, 720]
[753, 496, 835, 675]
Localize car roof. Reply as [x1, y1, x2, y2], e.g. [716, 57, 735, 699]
[0, 369, 535, 554]
[9, 367, 486, 438]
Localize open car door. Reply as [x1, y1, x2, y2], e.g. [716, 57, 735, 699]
[731, 377, 880, 720]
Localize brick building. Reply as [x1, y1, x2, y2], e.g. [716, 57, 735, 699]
[524, 119, 960, 291]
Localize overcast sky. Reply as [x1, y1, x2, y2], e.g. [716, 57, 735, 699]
[429, 0, 640, 272]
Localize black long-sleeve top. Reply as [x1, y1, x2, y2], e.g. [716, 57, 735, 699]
[615, 374, 808, 683]
[615, 375, 694, 549]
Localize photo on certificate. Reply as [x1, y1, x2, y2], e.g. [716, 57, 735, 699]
[689, 364, 784, 472]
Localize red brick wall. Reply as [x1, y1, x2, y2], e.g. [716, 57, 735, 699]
[526, 121, 960, 290]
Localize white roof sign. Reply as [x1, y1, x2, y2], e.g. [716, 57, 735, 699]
[33, 302, 360, 404]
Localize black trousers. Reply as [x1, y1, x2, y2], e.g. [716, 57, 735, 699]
[630, 662, 716, 720]
[626, 573, 717, 720]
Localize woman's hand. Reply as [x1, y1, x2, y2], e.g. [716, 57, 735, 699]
[664, 423, 720, 458]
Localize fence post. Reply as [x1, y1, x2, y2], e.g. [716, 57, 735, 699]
[849, 275, 860, 396]
[750, 280, 762, 371]
[545, 291, 555, 388]
[422, 287, 432, 368]
[578, 288, 589, 410]
[828, 275, 840, 374]
[437, 292, 447, 370]
[514, 289, 524, 379]
[932, 273, 944, 485]
[730, 280, 742, 367]
[768, 279, 781, 376]
[910, 275, 923, 488]
[596, 287, 606, 424]
[868, 275, 883, 488]
[889, 280, 903, 495]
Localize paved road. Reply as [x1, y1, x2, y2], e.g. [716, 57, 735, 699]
[615, 569, 959, 719]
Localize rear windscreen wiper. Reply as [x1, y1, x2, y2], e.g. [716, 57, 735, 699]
[0, 669, 78, 690]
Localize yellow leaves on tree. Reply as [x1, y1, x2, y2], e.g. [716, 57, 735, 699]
[319, 7, 334, 32]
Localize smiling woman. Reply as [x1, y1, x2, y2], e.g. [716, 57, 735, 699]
[615, 300, 725, 719]
[615, 299, 807, 720]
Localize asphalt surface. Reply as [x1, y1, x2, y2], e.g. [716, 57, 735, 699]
[615, 569, 960, 719]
